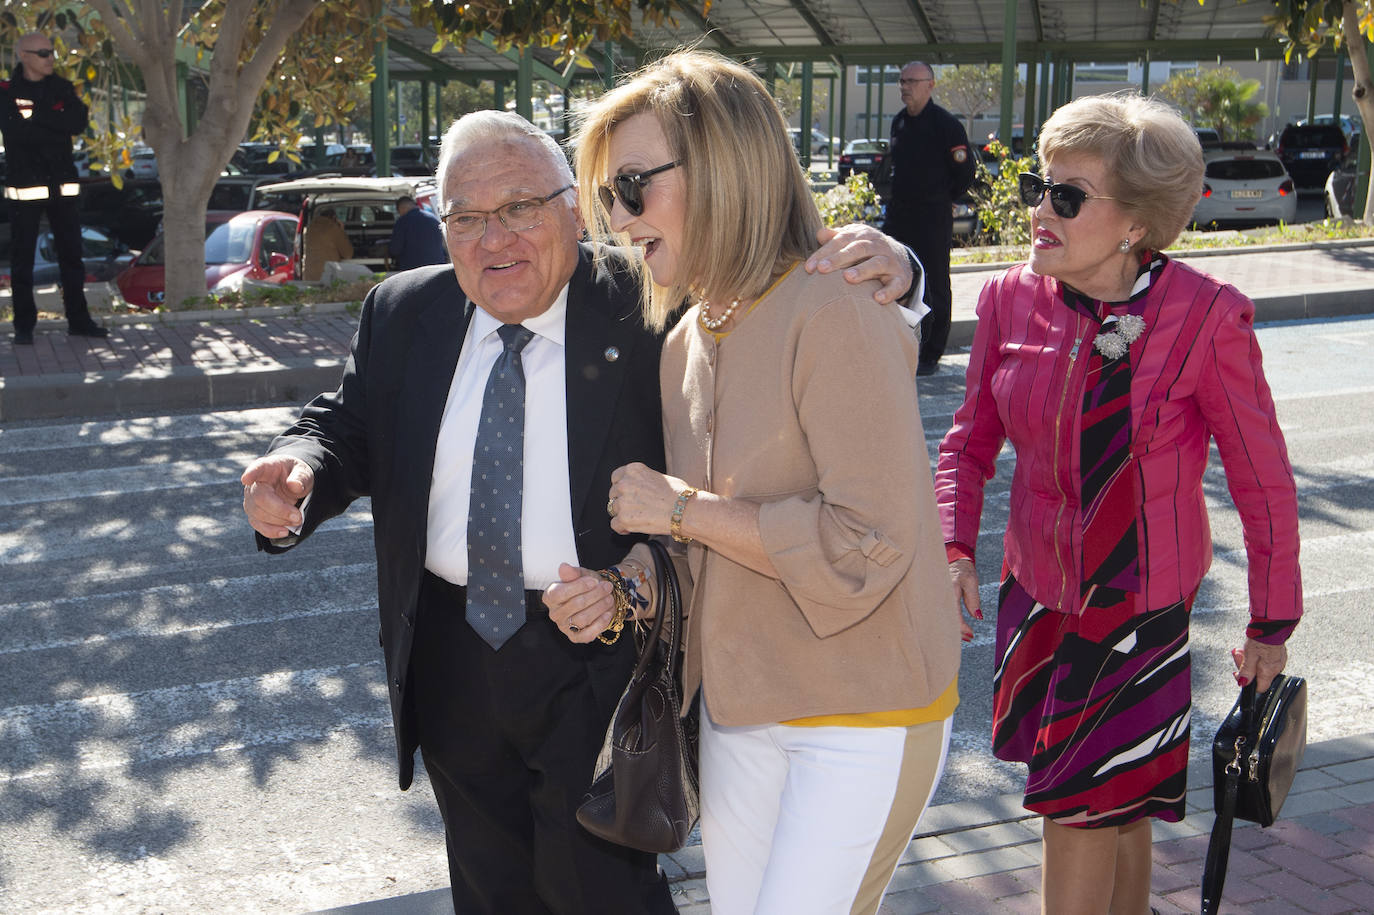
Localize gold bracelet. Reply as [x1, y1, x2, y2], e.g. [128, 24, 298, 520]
[595, 569, 632, 644]
[670, 486, 698, 544]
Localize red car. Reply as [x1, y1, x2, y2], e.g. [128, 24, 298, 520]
[116, 209, 299, 309]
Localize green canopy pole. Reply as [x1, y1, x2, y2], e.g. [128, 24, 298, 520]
[998, 0, 1018, 151]
[370, 30, 390, 177]
[515, 50, 534, 122]
[800, 61, 814, 168]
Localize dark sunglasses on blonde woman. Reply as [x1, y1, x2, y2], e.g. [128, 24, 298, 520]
[598, 161, 681, 217]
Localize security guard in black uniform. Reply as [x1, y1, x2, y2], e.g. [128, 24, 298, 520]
[1, 32, 107, 344]
[881, 61, 975, 375]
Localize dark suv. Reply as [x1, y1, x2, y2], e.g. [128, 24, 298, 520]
[1276, 124, 1348, 188]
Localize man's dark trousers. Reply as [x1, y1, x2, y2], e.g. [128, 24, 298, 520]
[8, 193, 94, 334]
[411, 572, 675, 915]
[885, 208, 954, 365]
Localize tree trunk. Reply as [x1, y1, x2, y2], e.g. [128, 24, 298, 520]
[85, 0, 318, 309]
[1343, 1, 1374, 223]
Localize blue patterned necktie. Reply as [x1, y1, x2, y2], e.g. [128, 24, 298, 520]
[466, 323, 535, 649]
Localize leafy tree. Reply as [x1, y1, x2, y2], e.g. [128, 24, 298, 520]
[938, 64, 1022, 138]
[1157, 66, 1268, 140]
[1, 0, 670, 310]
[1263, 0, 1374, 222]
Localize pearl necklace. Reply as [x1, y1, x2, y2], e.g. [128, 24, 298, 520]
[698, 298, 742, 332]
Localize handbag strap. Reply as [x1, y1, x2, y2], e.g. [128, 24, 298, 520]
[1201, 681, 1256, 915]
[644, 539, 684, 677]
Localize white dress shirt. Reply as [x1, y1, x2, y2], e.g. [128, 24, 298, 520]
[425, 290, 578, 590]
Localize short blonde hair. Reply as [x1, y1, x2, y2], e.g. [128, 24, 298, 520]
[1037, 93, 1203, 253]
[574, 49, 823, 330]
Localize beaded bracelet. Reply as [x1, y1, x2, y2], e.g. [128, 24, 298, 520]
[594, 567, 632, 644]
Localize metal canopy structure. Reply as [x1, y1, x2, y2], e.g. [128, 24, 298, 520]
[369, 0, 1312, 171]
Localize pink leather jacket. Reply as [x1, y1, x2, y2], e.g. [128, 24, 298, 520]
[935, 259, 1301, 631]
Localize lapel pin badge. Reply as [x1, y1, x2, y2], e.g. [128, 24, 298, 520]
[603, 346, 620, 362]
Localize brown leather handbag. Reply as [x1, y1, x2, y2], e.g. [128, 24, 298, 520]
[576, 539, 700, 853]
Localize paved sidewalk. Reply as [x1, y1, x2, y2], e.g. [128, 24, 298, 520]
[3, 239, 1374, 422]
[306, 732, 1374, 915]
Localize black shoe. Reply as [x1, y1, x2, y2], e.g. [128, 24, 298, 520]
[12, 330, 34, 345]
[68, 323, 110, 338]
[916, 360, 938, 376]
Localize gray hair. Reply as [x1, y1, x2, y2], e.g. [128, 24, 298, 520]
[434, 110, 573, 214]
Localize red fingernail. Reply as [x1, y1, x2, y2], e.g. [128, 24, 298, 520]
[974, 609, 984, 620]
[1235, 674, 1250, 686]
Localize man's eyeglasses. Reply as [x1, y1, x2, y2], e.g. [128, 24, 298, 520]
[440, 184, 573, 241]
[1018, 173, 1117, 219]
[598, 161, 681, 217]
[21, 48, 54, 58]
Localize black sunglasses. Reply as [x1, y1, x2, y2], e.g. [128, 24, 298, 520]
[22, 48, 54, 58]
[1018, 172, 1116, 219]
[598, 160, 681, 217]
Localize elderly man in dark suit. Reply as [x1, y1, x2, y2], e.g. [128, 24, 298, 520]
[241, 110, 913, 914]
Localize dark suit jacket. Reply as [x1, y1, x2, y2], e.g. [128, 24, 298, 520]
[257, 245, 666, 788]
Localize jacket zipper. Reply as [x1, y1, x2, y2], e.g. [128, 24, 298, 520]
[1052, 320, 1086, 604]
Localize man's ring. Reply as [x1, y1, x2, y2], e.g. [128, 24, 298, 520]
[607, 496, 618, 517]
[568, 623, 581, 633]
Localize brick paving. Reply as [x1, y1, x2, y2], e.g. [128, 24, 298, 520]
[662, 735, 1374, 914]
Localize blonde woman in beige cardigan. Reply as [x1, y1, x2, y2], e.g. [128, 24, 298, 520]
[543, 50, 964, 915]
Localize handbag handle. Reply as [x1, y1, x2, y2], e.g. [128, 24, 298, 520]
[634, 539, 683, 681]
[1201, 681, 1257, 915]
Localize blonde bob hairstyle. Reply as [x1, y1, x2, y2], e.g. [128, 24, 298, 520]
[1037, 93, 1204, 254]
[574, 49, 823, 331]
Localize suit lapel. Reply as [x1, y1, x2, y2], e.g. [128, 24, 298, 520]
[564, 253, 639, 532]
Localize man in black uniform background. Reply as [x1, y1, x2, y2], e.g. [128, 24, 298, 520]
[882, 61, 975, 375]
[1, 31, 107, 345]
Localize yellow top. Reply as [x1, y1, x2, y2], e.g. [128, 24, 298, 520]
[783, 677, 959, 728]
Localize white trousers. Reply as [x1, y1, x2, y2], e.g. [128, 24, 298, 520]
[699, 701, 952, 915]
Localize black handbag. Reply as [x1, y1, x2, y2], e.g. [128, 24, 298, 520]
[1201, 673, 1307, 915]
[576, 539, 701, 853]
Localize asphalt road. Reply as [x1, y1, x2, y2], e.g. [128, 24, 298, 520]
[0, 314, 1371, 913]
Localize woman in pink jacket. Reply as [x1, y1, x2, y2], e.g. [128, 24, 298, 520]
[936, 93, 1301, 914]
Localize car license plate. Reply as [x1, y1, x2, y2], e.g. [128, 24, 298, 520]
[853, 156, 873, 165]
[1299, 151, 1326, 159]
[1230, 189, 1264, 199]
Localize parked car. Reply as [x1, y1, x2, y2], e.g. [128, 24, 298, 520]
[1193, 127, 1222, 147]
[788, 126, 837, 157]
[1324, 154, 1359, 218]
[837, 138, 888, 181]
[952, 192, 980, 241]
[388, 144, 434, 177]
[1298, 113, 1359, 144]
[0, 224, 135, 286]
[126, 146, 159, 179]
[252, 175, 440, 278]
[76, 177, 164, 250]
[206, 175, 284, 213]
[116, 209, 298, 309]
[1275, 123, 1348, 188]
[1192, 149, 1297, 228]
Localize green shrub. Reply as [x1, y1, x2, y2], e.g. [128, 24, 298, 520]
[814, 172, 884, 227]
[971, 140, 1037, 247]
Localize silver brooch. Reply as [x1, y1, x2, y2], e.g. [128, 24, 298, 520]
[1092, 314, 1146, 360]
[603, 346, 620, 362]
